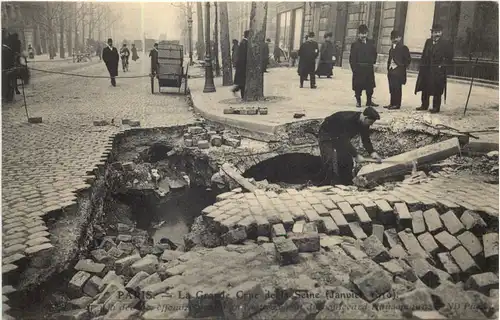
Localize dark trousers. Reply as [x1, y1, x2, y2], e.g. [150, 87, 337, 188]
[110, 77, 116, 86]
[233, 85, 245, 99]
[388, 74, 402, 106]
[262, 58, 269, 72]
[300, 72, 315, 87]
[318, 140, 354, 186]
[354, 88, 374, 104]
[421, 91, 442, 110]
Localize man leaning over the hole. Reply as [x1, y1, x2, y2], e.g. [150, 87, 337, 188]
[317, 107, 382, 186]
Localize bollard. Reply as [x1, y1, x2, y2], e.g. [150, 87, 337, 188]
[28, 117, 43, 124]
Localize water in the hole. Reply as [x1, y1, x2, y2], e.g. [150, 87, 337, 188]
[136, 186, 216, 246]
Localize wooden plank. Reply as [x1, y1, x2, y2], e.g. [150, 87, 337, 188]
[221, 163, 256, 192]
[356, 138, 461, 182]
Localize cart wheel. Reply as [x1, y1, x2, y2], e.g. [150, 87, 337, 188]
[150, 75, 154, 94]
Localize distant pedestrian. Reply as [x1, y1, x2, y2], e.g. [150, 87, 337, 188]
[232, 30, 249, 99]
[350, 24, 379, 108]
[384, 30, 411, 110]
[316, 32, 336, 78]
[262, 38, 271, 73]
[274, 45, 281, 63]
[231, 39, 239, 67]
[415, 24, 453, 113]
[102, 38, 119, 87]
[149, 43, 159, 76]
[131, 43, 139, 61]
[298, 32, 319, 89]
[297, 34, 309, 78]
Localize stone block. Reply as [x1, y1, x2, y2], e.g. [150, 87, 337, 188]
[394, 202, 412, 227]
[303, 222, 318, 233]
[257, 236, 270, 244]
[184, 139, 193, 147]
[90, 249, 112, 265]
[83, 276, 102, 298]
[423, 208, 443, 234]
[451, 246, 480, 274]
[160, 250, 182, 262]
[117, 234, 132, 242]
[405, 257, 440, 288]
[125, 271, 150, 292]
[69, 296, 94, 310]
[68, 271, 91, 297]
[329, 209, 349, 234]
[258, 107, 268, 115]
[384, 228, 403, 248]
[353, 205, 372, 226]
[351, 269, 392, 302]
[129, 120, 140, 127]
[398, 229, 428, 259]
[372, 224, 384, 243]
[144, 275, 183, 297]
[99, 271, 124, 291]
[254, 216, 271, 237]
[437, 252, 461, 278]
[289, 233, 320, 252]
[348, 222, 367, 240]
[197, 140, 209, 149]
[337, 202, 356, 221]
[222, 281, 265, 319]
[292, 221, 305, 233]
[460, 210, 487, 234]
[417, 232, 440, 256]
[457, 231, 483, 257]
[389, 245, 408, 259]
[224, 137, 241, 148]
[320, 235, 343, 250]
[341, 243, 368, 260]
[363, 235, 391, 263]
[222, 227, 247, 245]
[319, 216, 339, 235]
[137, 273, 162, 293]
[434, 231, 460, 251]
[465, 272, 499, 295]
[440, 210, 465, 235]
[274, 237, 299, 265]
[115, 253, 141, 276]
[107, 247, 125, 260]
[304, 209, 321, 223]
[187, 284, 226, 317]
[130, 254, 159, 275]
[272, 224, 287, 238]
[483, 233, 499, 261]
[380, 260, 405, 276]
[210, 135, 223, 147]
[411, 210, 426, 235]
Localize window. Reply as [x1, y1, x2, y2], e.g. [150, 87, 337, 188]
[293, 8, 303, 51]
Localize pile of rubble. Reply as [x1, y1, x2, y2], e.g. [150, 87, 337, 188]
[182, 125, 242, 150]
[223, 106, 268, 115]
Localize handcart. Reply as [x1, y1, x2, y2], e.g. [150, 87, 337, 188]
[151, 41, 189, 95]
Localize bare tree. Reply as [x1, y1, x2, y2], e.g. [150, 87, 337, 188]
[31, 2, 63, 58]
[213, 2, 221, 77]
[196, 2, 205, 61]
[219, 2, 233, 85]
[244, 2, 268, 101]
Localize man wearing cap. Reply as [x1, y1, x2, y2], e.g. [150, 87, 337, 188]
[298, 31, 319, 89]
[384, 30, 411, 110]
[317, 107, 382, 185]
[415, 24, 453, 113]
[149, 43, 159, 77]
[102, 38, 119, 87]
[350, 24, 379, 108]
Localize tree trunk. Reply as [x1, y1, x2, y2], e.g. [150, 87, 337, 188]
[219, 2, 233, 86]
[59, 13, 65, 58]
[46, 2, 54, 59]
[196, 2, 205, 61]
[35, 25, 42, 55]
[67, 7, 73, 56]
[244, 2, 268, 101]
[213, 2, 221, 77]
[74, 4, 79, 52]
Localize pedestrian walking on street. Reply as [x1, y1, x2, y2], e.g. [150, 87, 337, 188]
[384, 30, 411, 110]
[350, 24, 379, 108]
[149, 43, 159, 76]
[102, 38, 119, 87]
[316, 32, 337, 78]
[415, 24, 453, 113]
[120, 44, 130, 72]
[231, 39, 239, 68]
[297, 34, 309, 80]
[232, 30, 249, 99]
[298, 32, 319, 89]
[262, 38, 271, 73]
[131, 44, 139, 62]
[316, 107, 382, 186]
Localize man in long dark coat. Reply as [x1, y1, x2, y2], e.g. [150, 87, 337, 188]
[316, 107, 382, 185]
[384, 30, 411, 110]
[231, 39, 239, 67]
[415, 24, 453, 113]
[349, 24, 379, 108]
[232, 30, 249, 99]
[316, 32, 336, 78]
[149, 43, 159, 76]
[298, 32, 319, 88]
[102, 38, 119, 87]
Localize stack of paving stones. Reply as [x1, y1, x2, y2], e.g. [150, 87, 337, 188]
[183, 125, 241, 149]
[223, 106, 268, 115]
[57, 203, 498, 319]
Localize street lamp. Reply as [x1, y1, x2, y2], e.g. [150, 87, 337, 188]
[203, 2, 216, 93]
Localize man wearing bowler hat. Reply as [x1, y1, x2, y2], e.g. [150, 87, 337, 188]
[384, 30, 411, 110]
[415, 24, 453, 113]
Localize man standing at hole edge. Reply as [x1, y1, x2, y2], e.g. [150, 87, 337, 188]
[102, 38, 119, 87]
[317, 107, 382, 186]
[384, 30, 411, 110]
[350, 24, 379, 108]
[415, 24, 453, 113]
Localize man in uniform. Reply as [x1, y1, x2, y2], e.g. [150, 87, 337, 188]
[415, 24, 453, 113]
[349, 24, 379, 108]
[298, 31, 319, 88]
[384, 30, 411, 110]
[317, 107, 382, 185]
[102, 38, 119, 87]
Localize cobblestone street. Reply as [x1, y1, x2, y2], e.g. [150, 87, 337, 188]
[2, 55, 195, 276]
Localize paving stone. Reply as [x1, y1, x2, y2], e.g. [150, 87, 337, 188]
[351, 269, 392, 302]
[144, 275, 184, 297]
[4, 244, 27, 256]
[221, 281, 265, 319]
[411, 210, 426, 235]
[321, 199, 337, 210]
[272, 224, 286, 238]
[160, 249, 182, 262]
[116, 234, 132, 242]
[329, 209, 349, 234]
[423, 208, 443, 234]
[389, 245, 408, 259]
[343, 195, 361, 206]
[337, 202, 356, 221]
[289, 232, 320, 252]
[137, 273, 162, 292]
[318, 216, 339, 235]
[99, 271, 124, 291]
[273, 237, 299, 265]
[311, 203, 329, 216]
[2, 253, 26, 265]
[348, 222, 367, 240]
[130, 254, 159, 275]
[437, 252, 461, 278]
[68, 296, 94, 309]
[288, 206, 306, 220]
[417, 232, 440, 255]
[115, 253, 141, 276]
[99, 238, 117, 251]
[279, 212, 295, 230]
[384, 228, 403, 248]
[303, 209, 322, 223]
[292, 220, 305, 233]
[303, 222, 318, 233]
[451, 246, 480, 274]
[107, 247, 125, 260]
[256, 236, 270, 244]
[398, 229, 428, 258]
[353, 205, 372, 226]
[25, 243, 54, 255]
[74, 259, 106, 276]
[372, 224, 384, 243]
[405, 257, 440, 288]
[465, 272, 499, 295]
[457, 231, 483, 257]
[362, 235, 391, 263]
[90, 249, 112, 264]
[320, 235, 343, 250]
[83, 275, 102, 297]
[222, 227, 247, 244]
[68, 271, 92, 297]
[394, 202, 412, 227]
[460, 210, 487, 234]
[483, 233, 499, 260]
[254, 215, 271, 237]
[358, 197, 378, 218]
[341, 243, 368, 260]
[434, 231, 460, 251]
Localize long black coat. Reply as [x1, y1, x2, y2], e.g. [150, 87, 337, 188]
[415, 38, 453, 96]
[387, 42, 411, 85]
[102, 46, 119, 77]
[316, 40, 336, 76]
[298, 40, 319, 76]
[149, 48, 159, 73]
[349, 39, 377, 91]
[234, 38, 248, 86]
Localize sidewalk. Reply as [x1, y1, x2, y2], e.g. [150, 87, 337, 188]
[189, 67, 499, 143]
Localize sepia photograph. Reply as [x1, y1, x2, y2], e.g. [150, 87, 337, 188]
[1, 1, 499, 319]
